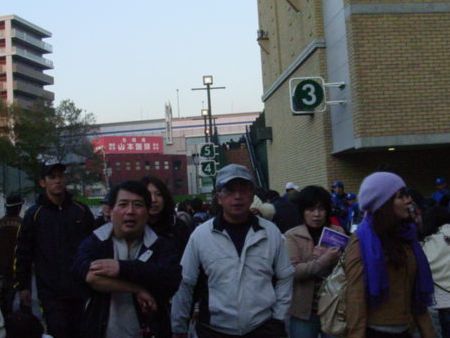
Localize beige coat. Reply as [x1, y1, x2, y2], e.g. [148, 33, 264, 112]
[344, 235, 435, 338]
[284, 224, 343, 320]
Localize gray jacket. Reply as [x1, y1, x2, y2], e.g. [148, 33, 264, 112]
[171, 214, 294, 335]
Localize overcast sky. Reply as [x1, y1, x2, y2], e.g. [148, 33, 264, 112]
[5, 1, 264, 123]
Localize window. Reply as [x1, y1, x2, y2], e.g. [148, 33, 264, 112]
[154, 161, 160, 170]
[125, 161, 131, 171]
[135, 161, 141, 171]
[164, 161, 169, 170]
[144, 161, 150, 171]
[175, 178, 184, 189]
[115, 162, 121, 171]
[173, 160, 181, 171]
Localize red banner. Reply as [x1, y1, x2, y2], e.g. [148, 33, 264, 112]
[92, 136, 164, 154]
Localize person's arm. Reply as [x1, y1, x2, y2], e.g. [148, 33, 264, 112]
[86, 271, 157, 312]
[285, 232, 337, 280]
[344, 237, 367, 338]
[171, 235, 200, 335]
[14, 207, 36, 305]
[83, 205, 96, 235]
[272, 234, 294, 321]
[118, 238, 182, 299]
[414, 311, 436, 338]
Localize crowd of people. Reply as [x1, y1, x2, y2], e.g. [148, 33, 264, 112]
[0, 160, 448, 338]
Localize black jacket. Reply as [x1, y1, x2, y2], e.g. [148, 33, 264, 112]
[72, 224, 181, 338]
[14, 192, 94, 301]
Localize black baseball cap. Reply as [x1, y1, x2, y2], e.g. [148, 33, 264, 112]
[40, 161, 66, 178]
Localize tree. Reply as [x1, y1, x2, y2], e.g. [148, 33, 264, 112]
[0, 99, 102, 193]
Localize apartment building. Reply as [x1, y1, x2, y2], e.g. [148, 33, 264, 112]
[257, 1, 450, 195]
[0, 15, 54, 109]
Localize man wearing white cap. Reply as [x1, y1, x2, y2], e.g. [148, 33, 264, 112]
[172, 164, 294, 338]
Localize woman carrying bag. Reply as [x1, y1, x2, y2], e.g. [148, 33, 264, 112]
[344, 172, 435, 338]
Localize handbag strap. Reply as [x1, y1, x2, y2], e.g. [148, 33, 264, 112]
[434, 282, 450, 294]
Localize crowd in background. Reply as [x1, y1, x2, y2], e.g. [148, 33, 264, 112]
[0, 161, 449, 338]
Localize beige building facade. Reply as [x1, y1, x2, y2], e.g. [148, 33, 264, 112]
[0, 15, 54, 109]
[257, 0, 450, 194]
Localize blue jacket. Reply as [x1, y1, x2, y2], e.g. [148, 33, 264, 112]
[15, 192, 94, 301]
[72, 223, 181, 338]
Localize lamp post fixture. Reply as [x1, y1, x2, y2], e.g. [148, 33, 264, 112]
[191, 152, 201, 194]
[192, 75, 225, 145]
[201, 108, 209, 142]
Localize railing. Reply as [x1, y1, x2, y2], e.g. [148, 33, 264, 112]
[244, 128, 264, 188]
[13, 63, 53, 85]
[12, 47, 53, 68]
[11, 29, 53, 52]
[14, 80, 54, 100]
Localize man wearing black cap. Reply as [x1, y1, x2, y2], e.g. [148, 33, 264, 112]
[14, 161, 95, 338]
[171, 164, 294, 338]
[0, 194, 23, 315]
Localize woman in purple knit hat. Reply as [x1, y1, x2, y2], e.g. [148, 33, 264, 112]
[344, 172, 435, 338]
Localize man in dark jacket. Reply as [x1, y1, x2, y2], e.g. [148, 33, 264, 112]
[0, 194, 23, 315]
[14, 161, 95, 338]
[72, 180, 181, 338]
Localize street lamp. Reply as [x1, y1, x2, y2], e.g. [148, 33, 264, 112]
[203, 75, 213, 85]
[191, 152, 200, 194]
[191, 75, 225, 146]
[201, 108, 209, 142]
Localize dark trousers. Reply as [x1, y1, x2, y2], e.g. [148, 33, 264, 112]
[196, 319, 287, 338]
[366, 328, 412, 338]
[41, 298, 84, 338]
[438, 308, 450, 338]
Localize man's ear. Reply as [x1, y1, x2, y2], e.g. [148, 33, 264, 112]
[39, 178, 46, 189]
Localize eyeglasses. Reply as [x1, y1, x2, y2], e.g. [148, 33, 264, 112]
[219, 184, 254, 196]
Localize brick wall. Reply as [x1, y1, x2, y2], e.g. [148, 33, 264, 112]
[257, 0, 450, 196]
[348, 12, 450, 138]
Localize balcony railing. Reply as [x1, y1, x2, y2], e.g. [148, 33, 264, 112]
[13, 63, 54, 85]
[12, 47, 53, 69]
[11, 29, 53, 53]
[13, 80, 54, 101]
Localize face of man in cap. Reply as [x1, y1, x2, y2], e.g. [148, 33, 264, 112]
[217, 178, 254, 223]
[39, 167, 66, 197]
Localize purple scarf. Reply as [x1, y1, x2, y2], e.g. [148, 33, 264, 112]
[356, 213, 434, 313]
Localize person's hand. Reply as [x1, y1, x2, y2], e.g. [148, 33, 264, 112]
[89, 259, 120, 277]
[321, 247, 341, 265]
[136, 289, 157, 314]
[312, 245, 327, 258]
[19, 289, 32, 307]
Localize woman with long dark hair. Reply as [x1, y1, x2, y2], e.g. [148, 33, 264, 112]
[141, 176, 192, 258]
[285, 185, 343, 337]
[345, 172, 435, 337]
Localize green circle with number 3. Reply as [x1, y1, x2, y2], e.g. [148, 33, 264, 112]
[293, 79, 324, 111]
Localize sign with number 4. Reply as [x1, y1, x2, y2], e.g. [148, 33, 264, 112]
[199, 160, 217, 177]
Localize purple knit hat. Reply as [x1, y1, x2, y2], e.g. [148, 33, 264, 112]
[358, 172, 406, 213]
